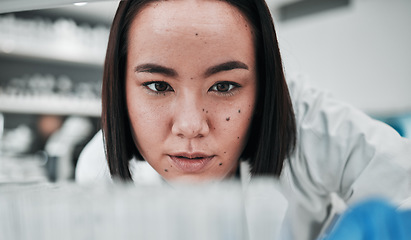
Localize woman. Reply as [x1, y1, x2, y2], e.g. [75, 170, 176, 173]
[102, 0, 295, 182]
[76, 0, 411, 239]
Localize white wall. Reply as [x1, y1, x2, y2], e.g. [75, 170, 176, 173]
[273, 0, 411, 115]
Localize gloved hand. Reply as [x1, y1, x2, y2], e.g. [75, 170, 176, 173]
[322, 198, 411, 240]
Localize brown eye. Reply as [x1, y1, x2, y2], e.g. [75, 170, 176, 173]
[145, 81, 173, 92]
[216, 82, 230, 92]
[154, 82, 168, 91]
[209, 81, 240, 94]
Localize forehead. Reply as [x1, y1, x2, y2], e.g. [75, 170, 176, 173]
[130, 0, 253, 39]
[126, 0, 256, 71]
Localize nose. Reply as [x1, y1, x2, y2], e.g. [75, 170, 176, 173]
[171, 94, 209, 139]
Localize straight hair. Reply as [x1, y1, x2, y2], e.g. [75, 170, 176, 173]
[101, 0, 296, 181]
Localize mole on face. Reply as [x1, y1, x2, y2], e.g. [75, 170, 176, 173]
[238, 109, 241, 113]
[226, 117, 230, 121]
[219, 163, 223, 166]
[195, 33, 198, 36]
[164, 169, 168, 172]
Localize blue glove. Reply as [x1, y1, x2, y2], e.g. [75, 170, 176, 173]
[323, 198, 411, 240]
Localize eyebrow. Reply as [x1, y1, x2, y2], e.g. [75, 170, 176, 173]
[204, 61, 249, 77]
[134, 61, 249, 78]
[134, 64, 177, 77]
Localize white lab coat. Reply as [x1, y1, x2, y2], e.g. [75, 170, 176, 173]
[75, 74, 411, 240]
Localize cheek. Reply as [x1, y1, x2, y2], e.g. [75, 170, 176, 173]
[126, 92, 170, 148]
[208, 97, 255, 150]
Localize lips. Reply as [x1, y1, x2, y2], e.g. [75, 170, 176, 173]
[168, 152, 215, 172]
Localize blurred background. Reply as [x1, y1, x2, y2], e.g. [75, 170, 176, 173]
[0, 0, 410, 184]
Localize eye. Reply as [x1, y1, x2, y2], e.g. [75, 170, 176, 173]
[209, 81, 240, 93]
[144, 81, 174, 92]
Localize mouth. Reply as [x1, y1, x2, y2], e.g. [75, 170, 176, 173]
[168, 153, 215, 173]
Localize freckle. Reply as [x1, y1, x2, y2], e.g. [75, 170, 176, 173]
[164, 169, 168, 172]
[224, 152, 226, 154]
[190, 77, 193, 80]
[206, 111, 208, 113]
[226, 117, 230, 121]
[195, 33, 198, 36]
[237, 137, 240, 139]
[203, 108, 205, 112]
[219, 163, 223, 166]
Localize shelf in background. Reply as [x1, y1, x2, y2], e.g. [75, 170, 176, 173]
[0, 95, 101, 117]
[0, 48, 104, 68]
[0, 13, 109, 67]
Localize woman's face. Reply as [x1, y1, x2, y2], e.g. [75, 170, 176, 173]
[126, 0, 257, 182]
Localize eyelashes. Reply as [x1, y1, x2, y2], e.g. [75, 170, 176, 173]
[143, 81, 174, 92]
[142, 81, 241, 96]
[209, 82, 240, 93]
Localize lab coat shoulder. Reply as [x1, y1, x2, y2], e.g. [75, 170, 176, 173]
[285, 74, 411, 204]
[75, 131, 111, 183]
[282, 75, 411, 239]
[75, 131, 163, 184]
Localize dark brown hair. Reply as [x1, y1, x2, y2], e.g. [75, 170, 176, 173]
[102, 0, 296, 181]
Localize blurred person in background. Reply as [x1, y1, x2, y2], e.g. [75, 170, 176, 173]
[32, 115, 64, 153]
